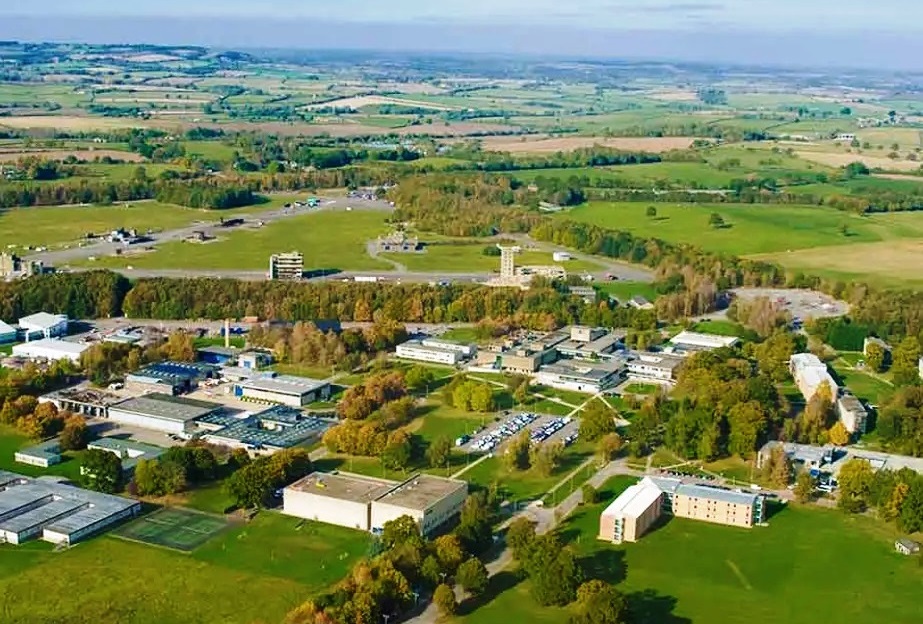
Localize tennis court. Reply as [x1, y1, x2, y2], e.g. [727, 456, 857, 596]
[113, 507, 229, 552]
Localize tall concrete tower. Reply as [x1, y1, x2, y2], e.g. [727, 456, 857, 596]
[498, 245, 519, 279]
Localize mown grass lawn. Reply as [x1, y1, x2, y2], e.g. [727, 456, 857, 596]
[564, 201, 891, 255]
[82, 208, 391, 272]
[460, 476, 923, 624]
[0, 511, 370, 624]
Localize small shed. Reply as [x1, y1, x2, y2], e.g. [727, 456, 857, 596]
[895, 538, 920, 556]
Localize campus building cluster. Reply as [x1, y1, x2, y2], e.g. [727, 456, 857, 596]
[599, 476, 765, 544]
[790, 353, 838, 403]
[468, 326, 735, 394]
[0, 311, 87, 363]
[757, 441, 923, 484]
[282, 471, 468, 535]
[0, 471, 139, 546]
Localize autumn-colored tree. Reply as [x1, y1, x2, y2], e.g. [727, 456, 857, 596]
[503, 431, 532, 472]
[837, 458, 875, 513]
[596, 433, 623, 464]
[433, 584, 457, 618]
[864, 342, 887, 373]
[793, 471, 816, 503]
[828, 421, 850, 446]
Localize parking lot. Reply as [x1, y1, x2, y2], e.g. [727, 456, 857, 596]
[458, 411, 580, 454]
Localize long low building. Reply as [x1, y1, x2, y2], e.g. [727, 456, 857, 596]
[790, 353, 838, 403]
[86, 438, 166, 473]
[396, 340, 463, 365]
[233, 375, 330, 407]
[15, 440, 62, 468]
[125, 361, 217, 396]
[669, 331, 740, 353]
[283, 471, 468, 535]
[0, 471, 139, 546]
[598, 476, 765, 544]
[627, 352, 685, 384]
[107, 393, 223, 435]
[12, 338, 88, 363]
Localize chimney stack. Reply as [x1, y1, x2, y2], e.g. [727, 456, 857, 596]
[225, 319, 230, 349]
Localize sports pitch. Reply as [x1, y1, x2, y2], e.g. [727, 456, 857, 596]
[114, 508, 229, 552]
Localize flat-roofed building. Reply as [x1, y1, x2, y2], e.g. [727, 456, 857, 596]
[370, 474, 468, 536]
[107, 393, 222, 435]
[836, 395, 868, 435]
[283, 472, 397, 531]
[198, 405, 332, 454]
[669, 331, 740, 352]
[14, 440, 62, 468]
[598, 480, 663, 544]
[40, 386, 121, 419]
[0, 320, 17, 344]
[233, 375, 330, 407]
[420, 338, 477, 358]
[283, 472, 467, 535]
[269, 252, 304, 280]
[790, 353, 838, 403]
[125, 361, 217, 396]
[12, 338, 88, 363]
[86, 438, 166, 473]
[396, 340, 463, 365]
[18, 312, 68, 340]
[0, 471, 139, 546]
[535, 359, 625, 394]
[627, 352, 685, 384]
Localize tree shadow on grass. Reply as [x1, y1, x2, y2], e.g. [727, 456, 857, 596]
[763, 498, 789, 522]
[456, 570, 523, 616]
[580, 548, 627, 585]
[628, 589, 691, 624]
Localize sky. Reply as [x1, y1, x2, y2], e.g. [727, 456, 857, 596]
[1, 0, 921, 69]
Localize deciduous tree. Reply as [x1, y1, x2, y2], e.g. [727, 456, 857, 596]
[433, 583, 457, 617]
[456, 557, 488, 595]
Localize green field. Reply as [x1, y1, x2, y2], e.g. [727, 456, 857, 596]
[460, 477, 923, 624]
[594, 281, 659, 303]
[0, 425, 85, 482]
[0, 197, 299, 251]
[566, 200, 923, 260]
[83, 209, 392, 272]
[0, 511, 369, 624]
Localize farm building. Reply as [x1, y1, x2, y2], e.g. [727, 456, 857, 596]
[86, 438, 166, 473]
[396, 340, 463, 365]
[895, 538, 921, 556]
[14, 440, 62, 468]
[197, 405, 332, 454]
[598, 476, 765, 545]
[669, 331, 740, 352]
[125, 361, 217, 396]
[233, 375, 330, 407]
[0, 320, 17, 344]
[12, 338, 88, 363]
[18, 313, 68, 340]
[283, 472, 467, 535]
[107, 393, 222, 435]
[0, 471, 139, 546]
[790, 353, 838, 403]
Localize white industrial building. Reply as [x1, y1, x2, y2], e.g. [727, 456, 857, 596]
[18, 312, 68, 340]
[107, 393, 222, 435]
[0, 471, 139, 546]
[669, 331, 739, 352]
[0, 320, 17, 344]
[396, 340, 463, 365]
[790, 353, 838, 403]
[627, 352, 685, 384]
[12, 338, 88, 363]
[233, 375, 330, 407]
[14, 440, 62, 468]
[420, 338, 477, 358]
[283, 472, 467, 535]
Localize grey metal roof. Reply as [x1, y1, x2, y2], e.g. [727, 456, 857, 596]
[0, 498, 86, 535]
[676, 483, 760, 506]
[237, 375, 327, 397]
[203, 407, 331, 450]
[110, 393, 221, 423]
